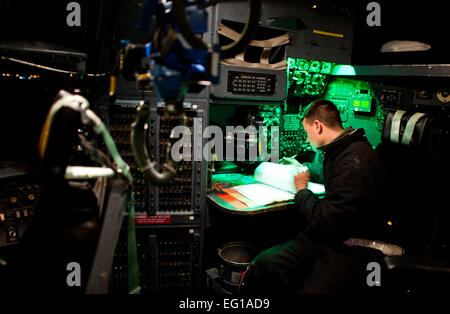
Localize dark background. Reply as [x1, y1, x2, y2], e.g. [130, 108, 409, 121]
[352, 0, 450, 64]
[1, 1, 449, 65]
[0, 0, 143, 163]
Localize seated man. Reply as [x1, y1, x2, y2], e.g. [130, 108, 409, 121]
[240, 100, 387, 294]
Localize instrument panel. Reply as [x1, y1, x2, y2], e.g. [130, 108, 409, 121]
[0, 179, 40, 246]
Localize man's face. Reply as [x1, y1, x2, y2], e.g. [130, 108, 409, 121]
[302, 118, 321, 148]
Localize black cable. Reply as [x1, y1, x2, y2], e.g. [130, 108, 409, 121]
[78, 134, 115, 171]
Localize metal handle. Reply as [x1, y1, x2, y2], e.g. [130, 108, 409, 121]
[131, 101, 186, 185]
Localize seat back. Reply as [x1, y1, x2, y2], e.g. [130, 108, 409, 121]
[375, 109, 438, 255]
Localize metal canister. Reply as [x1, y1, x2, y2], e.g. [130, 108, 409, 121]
[217, 242, 256, 288]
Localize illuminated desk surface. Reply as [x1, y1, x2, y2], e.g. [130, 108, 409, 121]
[207, 173, 324, 215]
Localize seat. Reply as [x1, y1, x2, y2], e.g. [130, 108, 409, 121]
[375, 110, 437, 252]
[375, 109, 450, 294]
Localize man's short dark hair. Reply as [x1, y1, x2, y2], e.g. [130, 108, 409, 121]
[302, 100, 343, 130]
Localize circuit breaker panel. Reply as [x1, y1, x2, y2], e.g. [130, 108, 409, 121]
[111, 226, 203, 294]
[109, 100, 149, 212]
[108, 77, 208, 294]
[145, 95, 208, 225]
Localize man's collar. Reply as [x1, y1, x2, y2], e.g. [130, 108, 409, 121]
[317, 127, 356, 151]
[318, 127, 367, 158]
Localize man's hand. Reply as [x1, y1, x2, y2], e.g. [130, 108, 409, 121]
[294, 170, 310, 191]
[280, 157, 302, 167]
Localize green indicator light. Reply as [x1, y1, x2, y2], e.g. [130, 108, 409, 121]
[309, 61, 321, 73]
[297, 59, 311, 71]
[361, 101, 369, 107]
[287, 58, 296, 68]
[320, 62, 332, 74]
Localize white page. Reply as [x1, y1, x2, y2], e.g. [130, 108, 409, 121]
[232, 183, 295, 207]
[254, 162, 301, 194]
[254, 162, 325, 195]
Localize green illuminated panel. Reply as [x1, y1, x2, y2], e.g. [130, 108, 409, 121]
[309, 60, 322, 73]
[323, 78, 384, 148]
[320, 62, 333, 74]
[296, 59, 311, 71]
[353, 91, 372, 113]
[285, 57, 341, 155]
[286, 58, 337, 98]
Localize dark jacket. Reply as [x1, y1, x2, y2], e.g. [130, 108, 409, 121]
[294, 127, 386, 245]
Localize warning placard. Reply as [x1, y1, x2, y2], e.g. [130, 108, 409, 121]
[134, 214, 171, 225]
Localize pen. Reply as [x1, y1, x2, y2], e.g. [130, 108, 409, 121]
[280, 154, 297, 162]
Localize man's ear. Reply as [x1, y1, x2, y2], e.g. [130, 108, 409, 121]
[313, 120, 322, 133]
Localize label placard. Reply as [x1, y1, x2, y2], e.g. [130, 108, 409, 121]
[135, 214, 171, 225]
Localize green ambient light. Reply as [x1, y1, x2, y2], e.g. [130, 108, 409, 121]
[331, 64, 356, 76]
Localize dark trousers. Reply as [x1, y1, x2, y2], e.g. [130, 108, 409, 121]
[240, 233, 385, 295]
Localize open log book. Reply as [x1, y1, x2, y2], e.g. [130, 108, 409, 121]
[231, 162, 325, 207]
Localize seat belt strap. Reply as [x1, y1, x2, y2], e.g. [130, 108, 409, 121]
[390, 110, 406, 144]
[217, 23, 290, 48]
[401, 112, 426, 146]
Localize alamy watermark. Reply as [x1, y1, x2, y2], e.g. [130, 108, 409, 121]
[170, 118, 279, 163]
[366, 262, 381, 286]
[66, 2, 81, 27]
[66, 262, 81, 287]
[366, 2, 381, 27]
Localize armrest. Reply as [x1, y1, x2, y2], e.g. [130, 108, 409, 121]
[384, 256, 450, 273]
